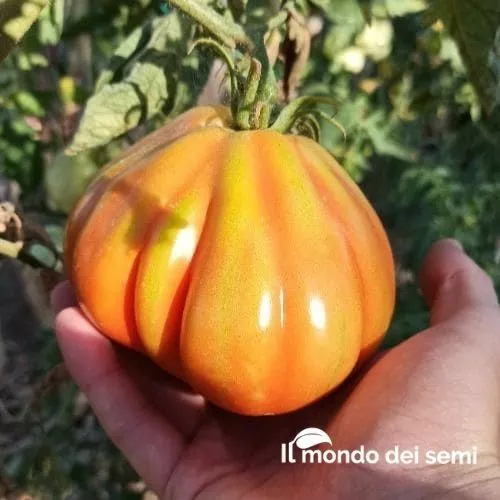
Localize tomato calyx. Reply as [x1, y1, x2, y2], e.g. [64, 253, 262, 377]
[169, 0, 346, 141]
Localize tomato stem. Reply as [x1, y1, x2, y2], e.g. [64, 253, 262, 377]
[170, 0, 341, 139]
[237, 59, 261, 129]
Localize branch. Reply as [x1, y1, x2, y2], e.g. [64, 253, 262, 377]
[168, 0, 252, 49]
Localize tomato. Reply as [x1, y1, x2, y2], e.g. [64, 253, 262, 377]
[65, 105, 395, 415]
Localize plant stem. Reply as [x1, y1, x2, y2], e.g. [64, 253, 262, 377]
[168, 0, 252, 49]
[268, 10, 289, 31]
[237, 58, 262, 129]
[189, 38, 240, 116]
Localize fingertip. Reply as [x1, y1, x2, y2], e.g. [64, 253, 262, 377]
[51, 281, 77, 313]
[424, 239, 465, 267]
[54, 306, 81, 338]
[55, 306, 104, 343]
[55, 306, 113, 369]
[419, 239, 467, 303]
[419, 238, 498, 324]
[439, 238, 463, 252]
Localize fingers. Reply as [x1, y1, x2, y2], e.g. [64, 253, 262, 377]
[419, 239, 498, 325]
[117, 349, 206, 436]
[51, 280, 77, 312]
[54, 301, 187, 495]
[52, 281, 205, 431]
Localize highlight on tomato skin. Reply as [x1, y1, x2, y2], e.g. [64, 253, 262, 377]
[64, 105, 396, 416]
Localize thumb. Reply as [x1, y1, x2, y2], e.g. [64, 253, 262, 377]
[419, 239, 498, 325]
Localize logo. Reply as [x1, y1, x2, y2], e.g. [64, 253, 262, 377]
[281, 428, 478, 466]
[282, 427, 343, 464]
[281, 427, 379, 464]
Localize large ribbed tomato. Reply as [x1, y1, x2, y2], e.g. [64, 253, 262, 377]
[65, 105, 395, 415]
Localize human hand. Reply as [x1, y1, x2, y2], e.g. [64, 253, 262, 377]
[52, 239, 500, 499]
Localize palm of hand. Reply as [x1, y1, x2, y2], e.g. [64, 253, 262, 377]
[53, 241, 500, 499]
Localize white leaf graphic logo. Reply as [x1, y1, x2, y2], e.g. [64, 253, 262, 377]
[291, 428, 332, 450]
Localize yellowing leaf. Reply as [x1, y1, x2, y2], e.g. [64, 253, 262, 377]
[0, 0, 50, 63]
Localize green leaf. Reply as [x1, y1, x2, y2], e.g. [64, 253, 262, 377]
[45, 151, 99, 213]
[361, 0, 428, 18]
[429, 0, 500, 113]
[323, 24, 358, 60]
[66, 62, 171, 155]
[67, 13, 188, 155]
[16, 50, 47, 69]
[95, 21, 153, 93]
[38, 0, 64, 45]
[439, 36, 466, 72]
[364, 112, 417, 161]
[12, 89, 44, 115]
[0, 0, 50, 63]
[310, 0, 365, 27]
[384, 0, 427, 17]
[370, 133, 416, 161]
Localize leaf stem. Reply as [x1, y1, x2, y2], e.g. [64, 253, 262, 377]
[189, 38, 240, 117]
[270, 96, 340, 133]
[168, 0, 252, 50]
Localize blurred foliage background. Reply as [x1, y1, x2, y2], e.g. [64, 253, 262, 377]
[0, 0, 499, 498]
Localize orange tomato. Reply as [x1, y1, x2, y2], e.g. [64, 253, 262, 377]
[65, 105, 395, 415]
